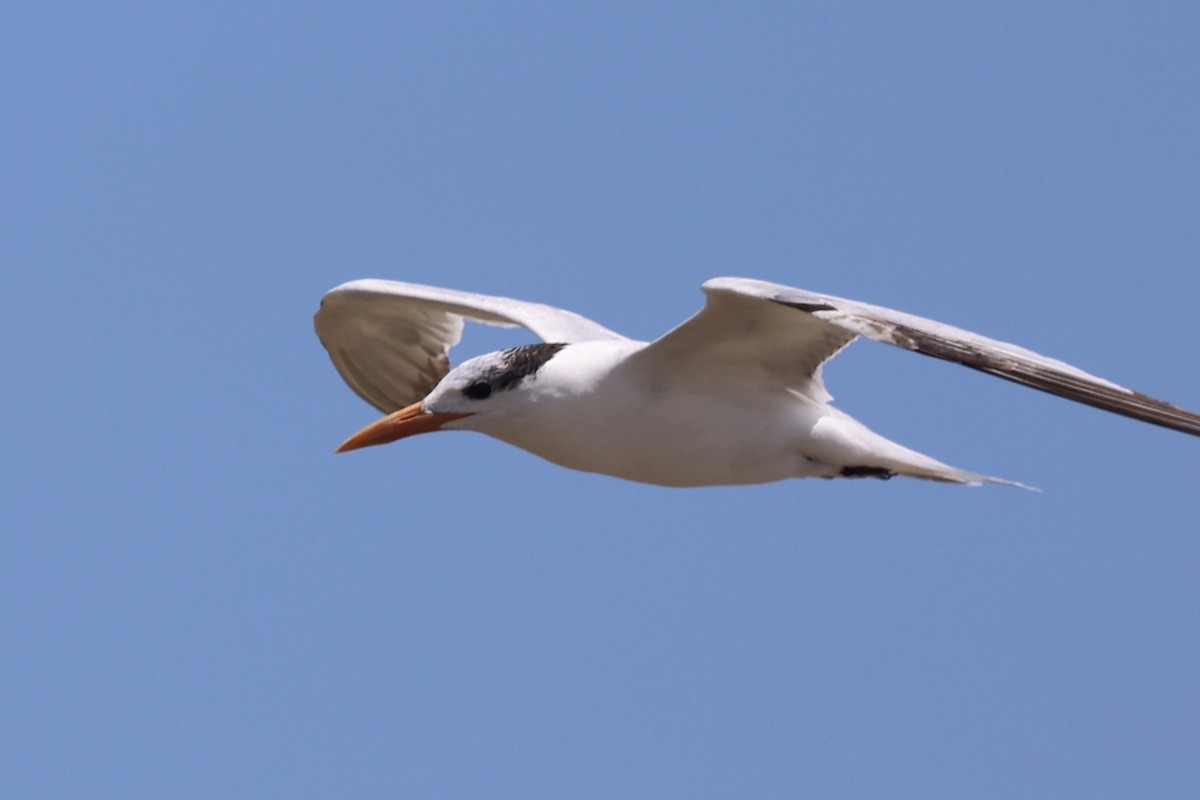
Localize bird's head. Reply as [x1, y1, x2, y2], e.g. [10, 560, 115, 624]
[334, 343, 568, 453]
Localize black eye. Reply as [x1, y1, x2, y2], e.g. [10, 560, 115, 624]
[464, 381, 493, 400]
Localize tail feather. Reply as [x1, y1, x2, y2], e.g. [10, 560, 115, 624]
[812, 411, 1038, 491]
[888, 462, 1038, 491]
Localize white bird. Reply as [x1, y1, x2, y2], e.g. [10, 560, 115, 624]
[314, 277, 1198, 488]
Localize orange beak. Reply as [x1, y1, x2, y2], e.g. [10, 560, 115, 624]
[334, 401, 473, 453]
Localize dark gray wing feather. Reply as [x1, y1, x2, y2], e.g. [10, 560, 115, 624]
[698, 277, 1200, 437]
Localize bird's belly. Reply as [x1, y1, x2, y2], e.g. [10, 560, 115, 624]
[490, 394, 824, 487]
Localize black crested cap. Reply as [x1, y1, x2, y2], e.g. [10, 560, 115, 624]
[482, 342, 568, 392]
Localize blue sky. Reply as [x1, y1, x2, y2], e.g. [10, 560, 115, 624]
[4, 2, 1198, 797]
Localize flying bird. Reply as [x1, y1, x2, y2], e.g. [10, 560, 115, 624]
[314, 278, 1198, 488]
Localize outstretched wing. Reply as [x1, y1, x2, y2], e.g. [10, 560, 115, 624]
[637, 276, 1200, 436]
[315, 279, 626, 412]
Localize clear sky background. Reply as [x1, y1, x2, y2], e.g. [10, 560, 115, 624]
[4, 2, 1198, 798]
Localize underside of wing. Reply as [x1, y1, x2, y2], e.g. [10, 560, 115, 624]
[703, 277, 1200, 437]
[314, 279, 626, 412]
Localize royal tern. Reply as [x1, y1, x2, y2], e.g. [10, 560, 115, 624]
[314, 278, 1198, 488]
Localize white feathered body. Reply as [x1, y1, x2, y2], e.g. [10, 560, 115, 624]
[438, 341, 986, 487]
